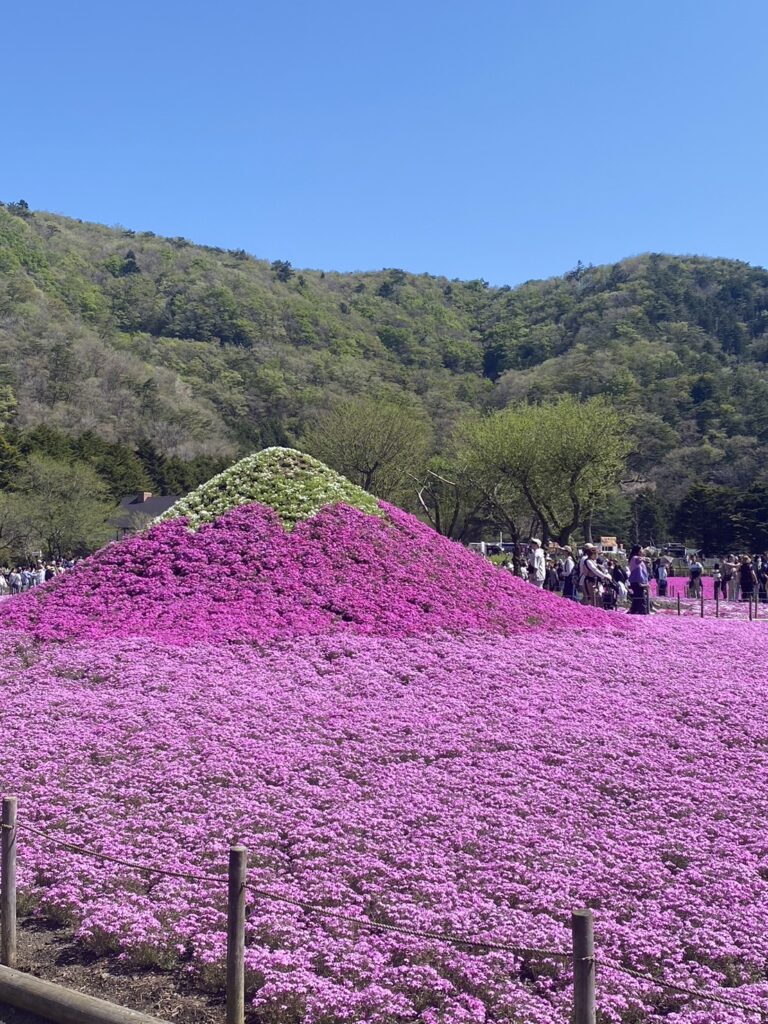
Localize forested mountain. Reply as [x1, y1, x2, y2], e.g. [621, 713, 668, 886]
[2, 199, 768, 545]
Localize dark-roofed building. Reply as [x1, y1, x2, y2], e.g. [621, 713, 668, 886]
[112, 492, 181, 539]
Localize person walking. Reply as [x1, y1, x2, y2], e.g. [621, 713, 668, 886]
[628, 544, 650, 614]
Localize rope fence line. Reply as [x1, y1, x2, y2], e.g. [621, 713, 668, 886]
[599, 959, 768, 1017]
[3, 804, 768, 1022]
[0, 819, 572, 961]
[2, 819, 224, 886]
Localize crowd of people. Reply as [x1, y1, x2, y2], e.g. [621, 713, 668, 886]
[0, 560, 74, 595]
[504, 541, 768, 615]
[681, 553, 768, 603]
[512, 539, 651, 613]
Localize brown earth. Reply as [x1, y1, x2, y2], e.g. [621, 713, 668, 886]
[0, 916, 230, 1023]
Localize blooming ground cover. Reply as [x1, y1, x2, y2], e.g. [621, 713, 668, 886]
[655, 595, 768, 619]
[1, 450, 768, 1023]
[651, 577, 717, 600]
[0, 502, 604, 645]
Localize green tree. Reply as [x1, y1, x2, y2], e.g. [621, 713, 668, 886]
[271, 260, 294, 282]
[0, 432, 22, 488]
[302, 396, 433, 503]
[0, 492, 32, 561]
[732, 484, 768, 551]
[457, 396, 630, 546]
[17, 455, 116, 557]
[629, 490, 670, 547]
[20, 425, 75, 461]
[135, 439, 167, 491]
[6, 199, 30, 218]
[94, 444, 152, 500]
[415, 454, 489, 541]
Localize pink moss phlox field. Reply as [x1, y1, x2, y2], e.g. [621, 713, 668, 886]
[2, 624, 768, 1023]
[652, 578, 716, 599]
[3, 497, 768, 1022]
[0, 503, 609, 644]
[656, 596, 764, 619]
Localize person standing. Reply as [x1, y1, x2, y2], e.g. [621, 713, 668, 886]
[712, 562, 726, 601]
[561, 546, 578, 600]
[610, 559, 628, 602]
[757, 556, 768, 604]
[656, 559, 668, 598]
[544, 560, 559, 591]
[721, 557, 736, 601]
[579, 544, 612, 606]
[738, 555, 757, 602]
[688, 556, 703, 598]
[628, 544, 650, 614]
[530, 538, 546, 588]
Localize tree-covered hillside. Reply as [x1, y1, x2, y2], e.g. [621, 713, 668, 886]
[2, 199, 768, 546]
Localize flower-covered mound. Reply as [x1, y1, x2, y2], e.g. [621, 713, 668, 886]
[155, 447, 383, 529]
[0, 502, 609, 644]
[3, 621, 768, 1024]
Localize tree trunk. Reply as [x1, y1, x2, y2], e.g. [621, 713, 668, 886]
[557, 526, 572, 547]
[584, 512, 593, 544]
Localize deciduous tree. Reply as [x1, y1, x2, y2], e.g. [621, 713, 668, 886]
[456, 396, 629, 546]
[302, 396, 432, 503]
[17, 455, 116, 558]
[415, 455, 489, 541]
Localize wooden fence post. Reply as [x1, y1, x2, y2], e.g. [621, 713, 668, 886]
[0, 966, 174, 1023]
[1, 796, 17, 968]
[571, 909, 595, 1024]
[226, 845, 247, 1024]
[677, 595, 681, 616]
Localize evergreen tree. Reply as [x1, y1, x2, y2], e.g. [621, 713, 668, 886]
[675, 483, 738, 552]
[94, 443, 152, 500]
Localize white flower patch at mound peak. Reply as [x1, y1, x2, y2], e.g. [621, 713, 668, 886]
[155, 447, 384, 529]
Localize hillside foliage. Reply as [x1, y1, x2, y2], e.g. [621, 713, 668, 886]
[2, 201, 768, 548]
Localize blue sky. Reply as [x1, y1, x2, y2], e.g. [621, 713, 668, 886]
[4, 0, 768, 285]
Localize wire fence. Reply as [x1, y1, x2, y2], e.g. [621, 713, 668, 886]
[3, 803, 768, 1023]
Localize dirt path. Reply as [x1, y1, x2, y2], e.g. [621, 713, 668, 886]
[0, 916, 228, 1023]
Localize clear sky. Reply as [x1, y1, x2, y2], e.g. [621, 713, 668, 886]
[4, 0, 768, 285]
